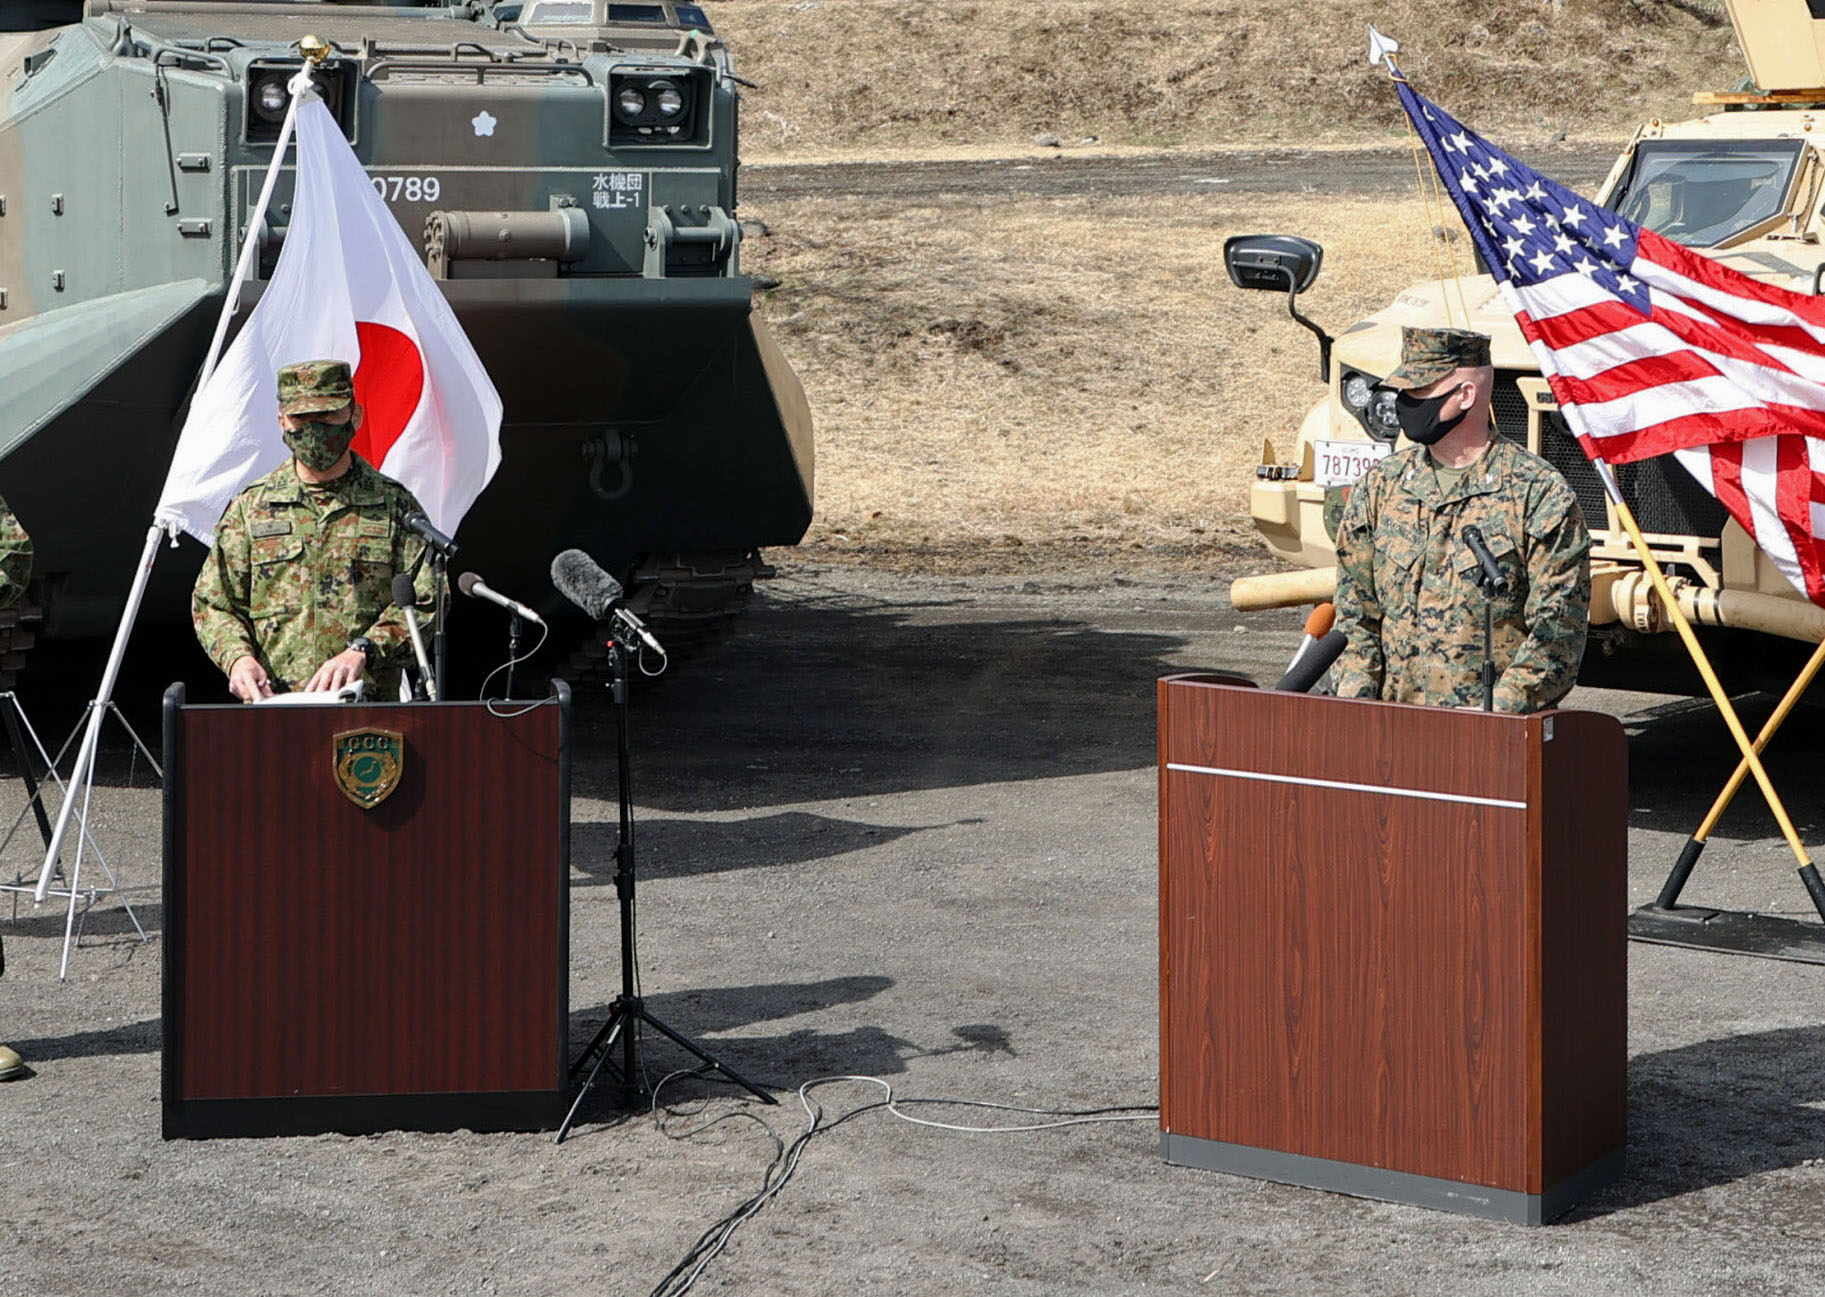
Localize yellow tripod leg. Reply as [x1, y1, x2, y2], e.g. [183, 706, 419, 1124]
[1653, 634, 1825, 909]
[1607, 491, 1825, 921]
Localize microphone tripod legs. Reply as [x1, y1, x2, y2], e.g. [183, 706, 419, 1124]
[553, 639, 777, 1146]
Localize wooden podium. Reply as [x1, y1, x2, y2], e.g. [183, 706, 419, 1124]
[1158, 677, 1627, 1223]
[161, 684, 571, 1139]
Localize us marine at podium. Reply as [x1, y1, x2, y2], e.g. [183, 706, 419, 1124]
[1333, 326, 1592, 712]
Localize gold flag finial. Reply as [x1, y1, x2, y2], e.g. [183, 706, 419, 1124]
[299, 34, 331, 64]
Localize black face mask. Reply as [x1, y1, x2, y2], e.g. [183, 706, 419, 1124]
[1394, 387, 1470, 447]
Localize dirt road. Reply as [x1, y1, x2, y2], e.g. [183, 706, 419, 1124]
[744, 145, 1622, 203]
[4, 563, 1823, 1296]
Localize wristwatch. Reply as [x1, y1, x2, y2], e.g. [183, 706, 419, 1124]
[347, 635, 376, 668]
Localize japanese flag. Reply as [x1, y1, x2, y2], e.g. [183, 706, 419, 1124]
[156, 95, 503, 543]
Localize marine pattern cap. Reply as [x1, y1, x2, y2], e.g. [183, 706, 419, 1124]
[276, 359, 355, 415]
[1383, 327, 1492, 390]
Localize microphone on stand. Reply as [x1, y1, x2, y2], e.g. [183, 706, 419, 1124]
[404, 511, 458, 560]
[1462, 526, 1512, 595]
[549, 549, 664, 656]
[456, 571, 546, 626]
[391, 573, 437, 701]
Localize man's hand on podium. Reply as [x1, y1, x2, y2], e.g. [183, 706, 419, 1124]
[228, 655, 274, 702]
[303, 648, 368, 695]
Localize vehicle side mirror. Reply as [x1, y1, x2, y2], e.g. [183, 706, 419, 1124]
[1224, 234, 1332, 382]
[1224, 234, 1324, 293]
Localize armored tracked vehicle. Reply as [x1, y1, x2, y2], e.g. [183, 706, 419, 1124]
[0, 0, 811, 654]
[1227, 0, 1825, 693]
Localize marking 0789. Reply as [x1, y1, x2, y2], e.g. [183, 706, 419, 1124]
[371, 175, 442, 203]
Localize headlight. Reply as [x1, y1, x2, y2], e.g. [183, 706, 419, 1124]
[1338, 367, 1403, 443]
[608, 70, 703, 143]
[246, 59, 353, 144]
[250, 74, 290, 125]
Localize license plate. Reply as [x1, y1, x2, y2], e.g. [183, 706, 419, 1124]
[1312, 439, 1392, 487]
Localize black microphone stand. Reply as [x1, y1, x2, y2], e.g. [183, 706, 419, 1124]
[505, 610, 522, 701]
[555, 634, 775, 1143]
[1476, 578, 1496, 712]
[431, 550, 449, 702]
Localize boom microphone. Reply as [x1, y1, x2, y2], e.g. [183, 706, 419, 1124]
[1461, 525, 1512, 596]
[457, 571, 545, 626]
[549, 548, 623, 620]
[549, 549, 663, 655]
[1274, 629, 1346, 693]
[404, 511, 458, 559]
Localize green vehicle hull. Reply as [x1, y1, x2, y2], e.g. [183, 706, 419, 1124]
[0, 1, 812, 640]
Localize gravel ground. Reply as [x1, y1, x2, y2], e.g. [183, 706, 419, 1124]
[3, 562, 1823, 1296]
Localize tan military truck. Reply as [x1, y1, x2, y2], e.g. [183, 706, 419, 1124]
[1228, 0, 1825, 692]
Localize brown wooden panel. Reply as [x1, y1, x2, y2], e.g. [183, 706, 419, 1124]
[1158, 682, 1627, 1198]
[171, 701, 562, 1101]
[1159, 677, 1530, 804]
[1536, 709, 1629, 1187]
[1160, 768, 1530, 1188]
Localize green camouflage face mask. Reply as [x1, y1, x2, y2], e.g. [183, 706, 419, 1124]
[283, 417, 356, 473]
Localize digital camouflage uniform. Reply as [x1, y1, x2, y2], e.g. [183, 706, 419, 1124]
[0, 494, 32, 612]
[1333, 437, 1591, 713]
[191, 360, 434, 696]
[1332, 326, 1591, 714]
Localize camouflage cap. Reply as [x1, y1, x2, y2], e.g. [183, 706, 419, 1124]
[276, 359, 355, 415]
[1383, 327, 1492, 391]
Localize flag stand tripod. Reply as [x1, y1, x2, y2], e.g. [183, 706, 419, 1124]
[1628, 634, 1825, 964]
[0, 693, 157, 978]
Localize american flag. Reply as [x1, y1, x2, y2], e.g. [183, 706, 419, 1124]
[1395, 78, 1825, 605]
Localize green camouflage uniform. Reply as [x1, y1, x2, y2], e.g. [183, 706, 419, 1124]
[192, 361, 433, 696]
[192, 455, 434, 696]
[0, 495, 32, 612]
[1333, 436, 1591, 713]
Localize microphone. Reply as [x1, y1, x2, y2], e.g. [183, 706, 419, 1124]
[1274, 629, 1346, 693]
[549, 548, 622, 619]
[549, 549, 664, 655]
[391, 572, 437, 701]
[457, 571, 546, 626]
[1281, 602, 1336, 681]
[1461, 525, 1512, 595]
[404, 511, 458, 559]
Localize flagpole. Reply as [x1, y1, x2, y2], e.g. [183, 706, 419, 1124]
[33, 51, 325, 908]
[1653, 634, 1825, 910]
[1596, 462, 1825, 920]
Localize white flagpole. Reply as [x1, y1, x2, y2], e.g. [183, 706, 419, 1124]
[34, 61, 322, 905]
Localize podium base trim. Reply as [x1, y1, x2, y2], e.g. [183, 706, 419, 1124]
[163, 1089, 568, 1140]
[1161, 1132, 1623, 1225]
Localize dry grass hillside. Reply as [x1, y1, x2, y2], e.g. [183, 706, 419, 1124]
[712, 0, 1737, 157]
[720, 0, 1746, 572]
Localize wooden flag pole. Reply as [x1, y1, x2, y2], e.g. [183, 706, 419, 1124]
[1653, 633, 1825, 910]
[1600, 466, 1825, 920]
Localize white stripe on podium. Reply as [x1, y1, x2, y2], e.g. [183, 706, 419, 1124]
[1164, 763, 1527, 810]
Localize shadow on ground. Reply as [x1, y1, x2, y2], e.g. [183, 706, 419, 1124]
[572, 582, 1212, 813]
[1570, 1023, 1825, 1217]
[1612, 691, 1825, 857]
[570, 812, 980, 883]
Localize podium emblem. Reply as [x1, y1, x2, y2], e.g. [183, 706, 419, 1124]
[333, 727, 404, 808]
